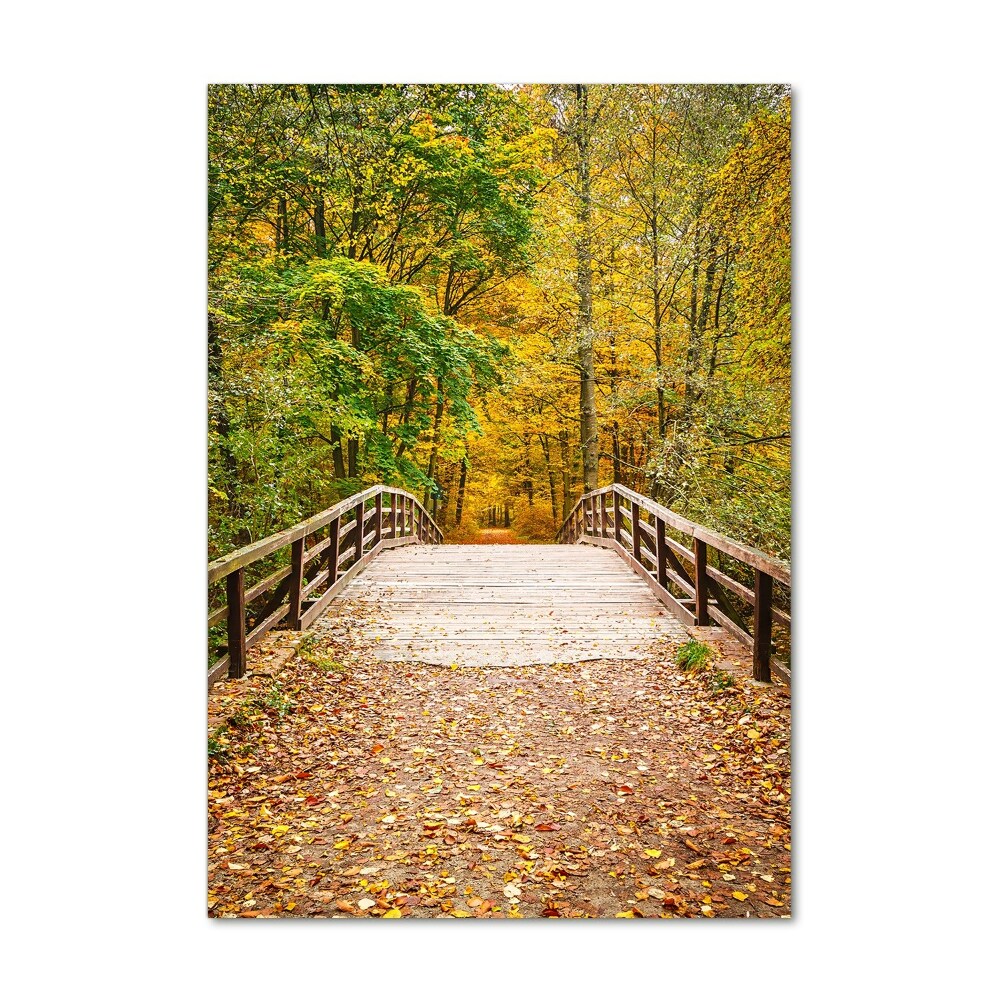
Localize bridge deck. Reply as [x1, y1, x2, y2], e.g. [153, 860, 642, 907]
[337, 543, 688, 666]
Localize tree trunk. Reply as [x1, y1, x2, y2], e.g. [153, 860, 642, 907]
[395, 378, 418, 459]
[278, 195, 289, 252]
[208, 313, 244, 537]
[651, 217, 667, 437]
[574, 84, 599, 493]
[455, 452, 468, 525]
[331, 424, 346, 480]
[314, 196, 326, 256]
[540, 435, 559, 522]
[347, 438, 358, 479]
[424, 376, 446, 507]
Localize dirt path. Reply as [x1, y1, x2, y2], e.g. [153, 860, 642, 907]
[208, 603, 791, 918]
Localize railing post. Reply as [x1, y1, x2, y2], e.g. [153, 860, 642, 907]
[328, 515, 341, 588]
[354, 500, 365, 562]
[287, 536, 305, 629]
[226, 567, 246, 679]
[630, 500, 641, 562]
[408, 497, 415, 537]
[613, 489, 623, 546]
[655, 517, 668, 589]
[374, 492, 383, 547]
[601, 493, 610, 538]
[694, 537, 709, 626]
[389, 493, 397, 538]
[753, 570, 774, 683]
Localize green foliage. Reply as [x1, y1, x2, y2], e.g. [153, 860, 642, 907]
[208, 84, 545, 557]
[207, 725, 229, 762]
[299, 643, 346, 674]
[710, 668, 736, 692]
[676, 640, 713, 673]
[207, 84, 790, 560]
[253, 681, 294, 718]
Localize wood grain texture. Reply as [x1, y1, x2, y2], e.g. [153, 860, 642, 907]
[339, 544, 689, 666]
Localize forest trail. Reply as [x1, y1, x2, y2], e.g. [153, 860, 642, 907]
[207, 598, 791, 919]
[339, 544, 689, 666]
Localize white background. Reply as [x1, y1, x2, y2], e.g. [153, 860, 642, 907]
[2, 2, 997, 996]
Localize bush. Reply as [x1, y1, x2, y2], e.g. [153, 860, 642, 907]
[512, 507, 558, 542]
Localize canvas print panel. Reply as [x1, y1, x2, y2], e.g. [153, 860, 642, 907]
[208, 84, 791, 918]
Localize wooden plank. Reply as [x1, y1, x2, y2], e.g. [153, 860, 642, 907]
[249, 575, 291, 627]
[287, 537, 305, 629]
[353, 500, 365, 562]
[245, 563, 293, 606]
[663, 532, 695, 564]
[247, 602, 291, 649]
[706, 563, 754, 604]
[208, 654, 230, 688]
[207, 484, 384, 584]
[226, 568, 246, 679]
[753, 569, 774, 682]
[303, 536, 329, 567]
[630, 501, 642, 562]
[655, 517, 668, 589]
[301, 568, 329, 599]
[707, 604, 753, 647]
[328, 516, 341, 589]
[694, 525, 790, 585]
[300, 543, 382, 628]
[694, 537, 709, 626]
[579, 535, 696, 625]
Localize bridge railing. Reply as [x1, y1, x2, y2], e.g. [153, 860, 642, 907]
[208, 485, 442, 687]
[557, 484, 790, 683]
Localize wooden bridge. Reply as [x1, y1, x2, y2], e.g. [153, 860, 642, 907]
[207, 484, 790, 687]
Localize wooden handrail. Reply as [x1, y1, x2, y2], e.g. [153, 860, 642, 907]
[208, 486, 442, 687]
[556, 484, 790, 683]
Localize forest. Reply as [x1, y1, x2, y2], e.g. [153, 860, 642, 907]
[208, 84, 790, 560]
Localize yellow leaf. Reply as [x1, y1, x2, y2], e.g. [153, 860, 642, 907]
[511, 834, 531, 843]
[333, 840, 350, 849]
[733, 891, 748, 901]
[271, 825, 289, 836]
[285, 901, 296, 911]
[747, 729, 761, 741]
[615, 911, 635, 918]
[644, 849, 662, 858]
[382, 908, 402, 918]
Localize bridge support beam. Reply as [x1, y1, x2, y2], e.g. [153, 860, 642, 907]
[226, 567, 246, 679]
[753, 570, 773, 683]
[694, 538, 709, 626]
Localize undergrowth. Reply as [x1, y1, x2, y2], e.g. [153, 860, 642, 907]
[676, 639, 736, 694]
[208, 679, 296, 765]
